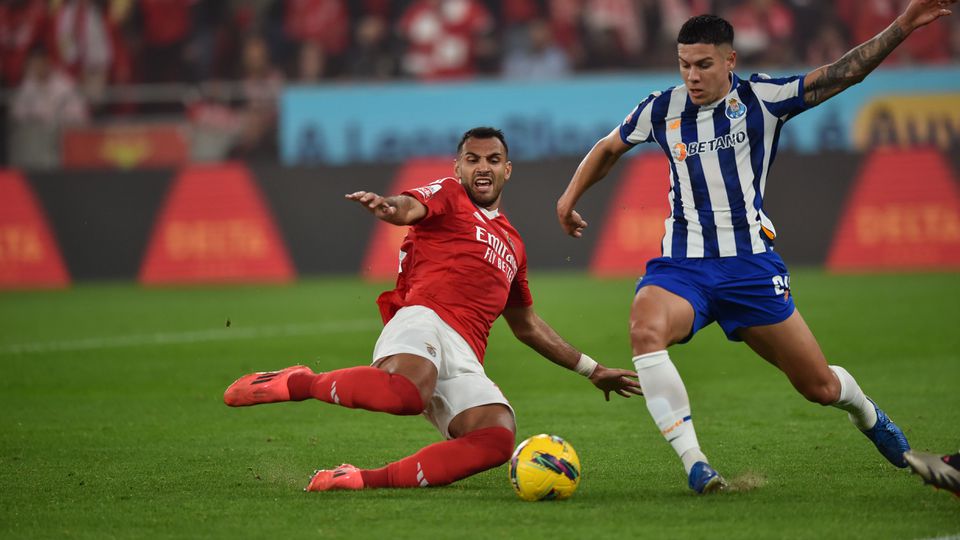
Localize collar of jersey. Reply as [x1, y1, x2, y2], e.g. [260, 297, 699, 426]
[478, 206, 500, 219]
[693, 71, 741, 109]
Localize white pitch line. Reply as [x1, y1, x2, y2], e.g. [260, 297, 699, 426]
[0, 319, 380, 355]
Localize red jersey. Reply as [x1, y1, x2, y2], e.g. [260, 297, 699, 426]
[397, 0, 493, 81]
[376, 177, 533, 363]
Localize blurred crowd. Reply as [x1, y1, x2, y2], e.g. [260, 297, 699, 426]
[2, 0, 956, 164]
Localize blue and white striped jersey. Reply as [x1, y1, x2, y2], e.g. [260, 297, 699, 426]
[620, 72, 808, 258]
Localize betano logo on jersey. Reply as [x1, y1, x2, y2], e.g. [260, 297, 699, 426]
[672, 131, 748, 162]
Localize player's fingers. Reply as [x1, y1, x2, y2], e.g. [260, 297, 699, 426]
[345, 191, 366, 200]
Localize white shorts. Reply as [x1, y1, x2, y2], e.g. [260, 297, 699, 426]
[372, 305, 514, 439]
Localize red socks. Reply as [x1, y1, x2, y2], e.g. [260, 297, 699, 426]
[288, 367, 423, 416]
[287, 368, 514, 488]
[359, 426, 515, 488]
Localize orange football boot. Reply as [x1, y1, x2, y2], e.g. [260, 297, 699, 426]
[223, 365, 313, 407]
[305, 464, 365, 491]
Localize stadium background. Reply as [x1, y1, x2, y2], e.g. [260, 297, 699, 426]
[2, 2, 960, 538]
[1, 0, 959, 288]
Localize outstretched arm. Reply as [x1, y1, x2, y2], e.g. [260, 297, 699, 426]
[557, 128, 632, 238]
[804, 0, 954, 107]
[345, 191, 427, 225]
[502, 305, 642, 401]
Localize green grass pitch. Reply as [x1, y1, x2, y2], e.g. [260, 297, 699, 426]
[2, 271, 958, 539]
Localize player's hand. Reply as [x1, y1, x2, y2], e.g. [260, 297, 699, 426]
[557, 201, 589, 238]
[900, 0, 954, 31]
[345, 191, 397, 219]
[589, 365, 643, 401]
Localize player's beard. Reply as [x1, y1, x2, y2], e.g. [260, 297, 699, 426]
[465, 174, 503, 209]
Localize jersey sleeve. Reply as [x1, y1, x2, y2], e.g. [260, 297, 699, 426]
[506, 257, 533, 308]
[402, 177, 459, 222]
[748, 73, 808, 121]
[619, 91, 661, 146]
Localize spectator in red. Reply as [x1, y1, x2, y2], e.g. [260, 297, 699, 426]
[11, 46, 89, 127]
[285, 0, 350, 57]
[579, 0, 649, 69]
[104, 0, 135, 87]
[658, 0, 714, 57]
[490, 0, 544, 53]
[265, 0, 349, 79]
[544, 0, 586, 68]
[397, 0, 496, 81]
[51, 0, 113, 102]
[0, 0, 52, 88]
[723, 0, 795, 65]
[134, 0, 192, 83]
[837, 0, 950, 64]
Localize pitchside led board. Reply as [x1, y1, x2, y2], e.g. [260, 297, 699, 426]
[0, 171, 69, 288]
[280, 66, 960, 166]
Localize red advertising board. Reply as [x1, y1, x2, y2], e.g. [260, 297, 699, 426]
[590, 154, 671, 277]
[361, 158, 455, 280]
[0, 170, 69, 289]
[139, 163, 295, 284]
[827, 148, 960, 271]
[62, 124, 189, 169]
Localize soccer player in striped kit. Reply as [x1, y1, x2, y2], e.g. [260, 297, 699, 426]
[557, 0, 954, 494]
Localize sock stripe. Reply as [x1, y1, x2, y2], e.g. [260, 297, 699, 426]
[416, 462, 429, 487]
[660, 415, 692, 437]
[330, 380, 340, 405]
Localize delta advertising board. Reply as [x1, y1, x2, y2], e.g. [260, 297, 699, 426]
[280, 66, 960, 166]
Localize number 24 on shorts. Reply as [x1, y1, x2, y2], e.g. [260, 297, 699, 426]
[772, 275, 791, 299]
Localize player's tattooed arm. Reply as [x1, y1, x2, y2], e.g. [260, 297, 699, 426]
[803, 23, 906, 107]
[345, 191, 427, 225]
[804, 0, 954, 107]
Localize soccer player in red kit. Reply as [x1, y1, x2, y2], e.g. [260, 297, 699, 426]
[224, 127, 642, 491]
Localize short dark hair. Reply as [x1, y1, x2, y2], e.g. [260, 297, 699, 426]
[677, 15, 734, 46]
[457, 127, 509, 157]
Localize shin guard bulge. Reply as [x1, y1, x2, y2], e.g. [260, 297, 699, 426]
[360, 426, 515, 488]
[634, 350, 706, 472]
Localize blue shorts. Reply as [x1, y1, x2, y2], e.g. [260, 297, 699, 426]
[635, 251, 795, 343]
